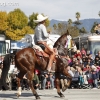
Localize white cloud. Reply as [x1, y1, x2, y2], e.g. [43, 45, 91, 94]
[0, 0, 100, 21]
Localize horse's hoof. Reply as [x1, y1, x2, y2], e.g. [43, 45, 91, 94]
[62, 85, 68, 92]
[58, 92, 65, 98]
[60, 94, 65, 98]
[16, 93, 20, 98]
[36, 96, 40, 99]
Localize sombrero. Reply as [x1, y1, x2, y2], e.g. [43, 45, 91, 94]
[34, 14, 48, 23]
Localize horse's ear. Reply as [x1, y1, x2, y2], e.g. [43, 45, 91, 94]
[67, 30, 69, 35]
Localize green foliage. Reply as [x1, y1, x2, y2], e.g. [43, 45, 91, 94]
[0, 11, 8, 34]
[53, 22, 79, 37]
[53, 24, 57, 30]
[7, 8, 28, 30]
[6, 26, 34, 40]
[28, 13, 38, 29]
[79, 27, 87, 33]
[67, 26, 79, 38]
[73, 21, 81, 25]
[57, 23, 67, 35]
[91, 22, 98, 33]
[98, 11, 100, 17]
[5, 8, 33, 40]
[6, 29, 23, 40]
[68, 19, 73, 26]
[76, 12, 80, 21]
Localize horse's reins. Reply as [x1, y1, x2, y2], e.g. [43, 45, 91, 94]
[48, 37, 55, 43]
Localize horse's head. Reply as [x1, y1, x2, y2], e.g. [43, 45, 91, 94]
[54, 30, 72, 56]
[54, 30, 69, 48]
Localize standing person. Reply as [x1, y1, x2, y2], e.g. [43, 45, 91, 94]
[91, 65, 99, 89]
[34, 14, 55, 72]
[49, 72, 55, 89]
[40, 71, 49, 90]
[32, 70, 40, 90]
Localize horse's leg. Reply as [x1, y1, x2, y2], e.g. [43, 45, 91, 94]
[60, 79, 68, 92]
[55, 77, 65, 98]
[16, 72, 25, 97]
[63, 70, 72, 90]
[60, 79, 64, 90]
[26, 70, 40, 99]
[62, 79, 68, 92]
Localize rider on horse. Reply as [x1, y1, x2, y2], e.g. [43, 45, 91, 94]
[34, 14, 55, 72]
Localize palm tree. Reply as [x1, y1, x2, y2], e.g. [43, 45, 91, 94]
[58, 23, 62, 35]
[98, 11, 100, 17]
[53, 24, 57, 30]
[76, 12, 80, 21]
[68, 19, 72, 26]
[73, 12, 81, 26]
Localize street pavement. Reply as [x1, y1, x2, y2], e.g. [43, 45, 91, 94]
[0, 89, 100, 100]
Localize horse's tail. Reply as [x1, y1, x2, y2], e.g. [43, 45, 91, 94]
[0, 54, 13, 90]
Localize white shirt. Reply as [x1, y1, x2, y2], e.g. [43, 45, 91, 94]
[34, 24, 49, 43]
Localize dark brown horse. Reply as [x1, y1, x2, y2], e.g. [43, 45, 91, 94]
[0, 30, 72, 99]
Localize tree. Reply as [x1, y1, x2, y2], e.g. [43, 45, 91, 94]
[0, 11, 8, 34]
[68, 19, 72, 26]
[6, 8, 33, 40]
[76, 12, 80, 21]
[57, 23, 65, 35]
[52, 22, 79, 37]
[28, 12, 38, 29]
[67, 26, 79, 37]
[7, 8, 28, 29]
[53, 24, 57, 30]
[98, 11, 100, 17]
[91, 22, 98, 33]
[73, 12, 81, 30]
[79, 27, 87, 33]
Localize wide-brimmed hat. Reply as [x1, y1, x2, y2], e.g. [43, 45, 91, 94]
[34, 14, 48, 23]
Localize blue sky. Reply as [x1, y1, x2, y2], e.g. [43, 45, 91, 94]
[0, 0, 100, 21]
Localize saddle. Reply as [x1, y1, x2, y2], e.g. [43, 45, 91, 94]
[33, 45, 49, 58]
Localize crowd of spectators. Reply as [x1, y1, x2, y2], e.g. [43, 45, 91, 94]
[0, 47, 100, 90]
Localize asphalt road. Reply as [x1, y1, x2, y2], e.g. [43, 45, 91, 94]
[0, 89, 100, 100]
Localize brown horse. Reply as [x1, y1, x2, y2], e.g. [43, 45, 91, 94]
[0, 30, 72, 99]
